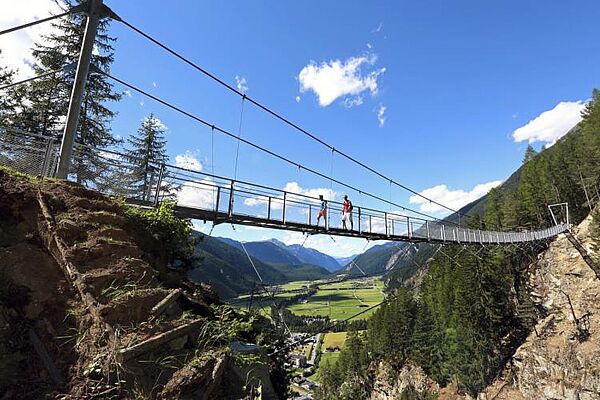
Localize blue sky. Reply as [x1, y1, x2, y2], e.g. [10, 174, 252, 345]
[2, 0, 599, 256]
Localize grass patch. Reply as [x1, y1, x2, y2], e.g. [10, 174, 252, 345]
[323, 331, 347, 349]
[287, 277, 384, 320]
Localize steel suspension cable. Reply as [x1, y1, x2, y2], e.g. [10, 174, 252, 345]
[115, 17, 476, 222]
[233, 96, 246, 180]
[99, 70, 457, 224]
[0, 10, 74, 36]
[0, 65, 72, 91]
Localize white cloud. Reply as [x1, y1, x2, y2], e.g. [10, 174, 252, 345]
[373, 23, 383, 33]
[175, 151, 202, 171]
[367, 43, 373, 49]
[298, 54, 385, 107]
[123, 89, 132, 98]
[139, 101, 145, 107]
[295, 95, 301, 103]
[0, 0, 66, 79]
[177, 178, 215, 209]
[512, 101, 586, 146]
[409, 180, 503, 215]
[377, 104, 386, 127]
[244, 181, 336, 210]
[235, 75, 248, 93]
[152, 81, 157, 88]
[343, 96, 363, 108]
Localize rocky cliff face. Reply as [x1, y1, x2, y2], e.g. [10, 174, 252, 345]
[369, 212, 600, 400]
[482, 213, 600, 400]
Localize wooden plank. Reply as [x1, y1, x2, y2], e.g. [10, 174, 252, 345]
[150, 289, 182, 318]
[28, 329, 64, 387]
[118, 319, 205, 362]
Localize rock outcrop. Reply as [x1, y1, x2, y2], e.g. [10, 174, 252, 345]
[481, 213, 600, 400]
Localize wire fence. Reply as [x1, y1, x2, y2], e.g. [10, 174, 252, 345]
[0, 127, 60, 177]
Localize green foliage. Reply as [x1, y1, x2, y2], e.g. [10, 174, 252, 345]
[123, 200, 195, 266]
[121, 114, 170, 201]
[7, 0, 121, 185]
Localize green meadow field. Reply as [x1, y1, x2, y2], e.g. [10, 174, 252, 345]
[287, 278, 384, 320]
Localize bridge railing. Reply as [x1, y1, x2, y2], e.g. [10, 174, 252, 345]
[0, 127, 60, 177]
[0, 134, 569, 244]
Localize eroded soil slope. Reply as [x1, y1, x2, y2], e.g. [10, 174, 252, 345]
[0, 169, 276, 399]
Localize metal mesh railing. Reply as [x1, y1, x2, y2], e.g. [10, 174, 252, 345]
[0, 127, 60, 177]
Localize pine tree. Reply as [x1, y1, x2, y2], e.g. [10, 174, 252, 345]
[0, 51, 20, 128]
[484, 187, 504, 230]
[16, 0, 121, 182]
[125, 114, 169, 201]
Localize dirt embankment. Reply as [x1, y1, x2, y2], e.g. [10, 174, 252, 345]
[0, 169, 276, 399]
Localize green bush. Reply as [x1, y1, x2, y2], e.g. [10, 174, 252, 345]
[124, 200, 195, 266]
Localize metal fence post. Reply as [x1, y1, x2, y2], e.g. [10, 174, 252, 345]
[384, 213, 389, 237]
[282, 192, 287, 223]
[228, 181, 235, 217]
[267, 197, 272, 219]
[57, 0, 104, 179]
[41, 139, 54, 177]
[153, 163, 165, 207]
[215, 186, 221, 214]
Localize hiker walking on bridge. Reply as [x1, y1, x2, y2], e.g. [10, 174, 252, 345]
[317, 194, 327, 226]
[342, 195, 353, 230]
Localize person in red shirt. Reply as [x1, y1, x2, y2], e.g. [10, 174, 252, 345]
[342, 195, 353, 230]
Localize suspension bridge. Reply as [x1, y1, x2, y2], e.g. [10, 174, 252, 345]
[1, 1, 587, 366]
[0, 0, 570, 246]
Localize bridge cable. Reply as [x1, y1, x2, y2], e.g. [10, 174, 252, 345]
[0, 10, 74, 36]
[116, 17, 476, 223]
[97, 71, 456, 225]
[233, 95, 246, 180]
[238, 240, 292, 335]
[0, 65, 71, 91]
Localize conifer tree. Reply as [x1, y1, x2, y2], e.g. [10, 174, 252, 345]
[125, 114, 168, 201]
[0, 52, 21, 128]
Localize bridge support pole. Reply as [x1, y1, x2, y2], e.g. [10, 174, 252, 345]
[56, 0, 103, 179]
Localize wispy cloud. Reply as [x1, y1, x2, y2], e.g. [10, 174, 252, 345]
[512, 101, 585, 147]
[295, 95, 301, 103]
[343, 96, 363, 109]
[298, 54, 385, 107]
[377, 104, 386, 127]
[235, 75, 248, 93]
[409, 181, 502, 215]
[373, 23, 383, 33]
[123, 89, 132, 98]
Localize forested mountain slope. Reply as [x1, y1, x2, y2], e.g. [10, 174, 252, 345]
[315, 89, 600, 400]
